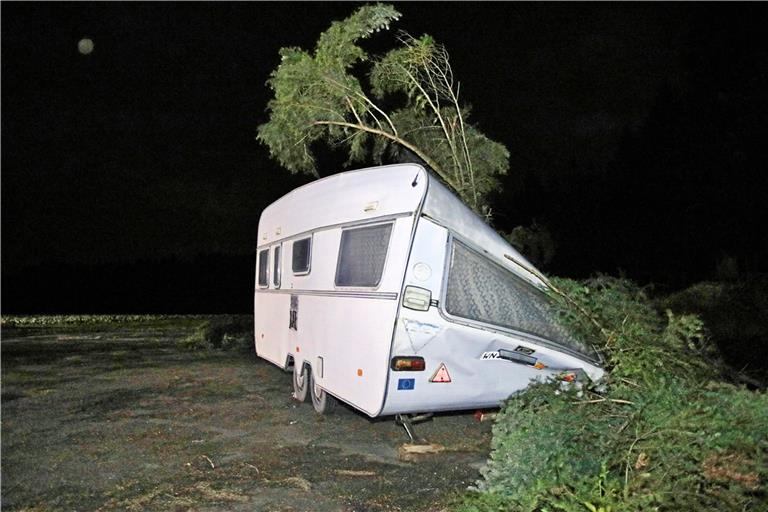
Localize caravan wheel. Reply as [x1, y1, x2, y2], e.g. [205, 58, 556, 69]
[310, 371, 337, 414]
[293, 364, 310, 402]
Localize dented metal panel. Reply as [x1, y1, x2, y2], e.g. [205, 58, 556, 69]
[380, 217, 603, 415]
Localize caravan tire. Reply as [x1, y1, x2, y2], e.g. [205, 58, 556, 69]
[293, 364, 310, 403]
[310, 371, 337, 414]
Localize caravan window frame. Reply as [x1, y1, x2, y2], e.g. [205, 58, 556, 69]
[438, 234, 600, 363]
[292, 236, 312, 275]
[257, 248, 270, 288]
[272, 244, 282, 288]
[334, 221, 394, 290]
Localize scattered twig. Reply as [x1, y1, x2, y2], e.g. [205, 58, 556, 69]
[619, 377, 640, 387]
[623, 428, 698, 494]
[617, 411, 640, 435]
[202, 455, 215, 469]
[398, 443, 446, 461]
[334, 469, 377, 476]
[572, 398, 634, 405]
[625, 430, 652, 493]
[734, 372, 765, 389]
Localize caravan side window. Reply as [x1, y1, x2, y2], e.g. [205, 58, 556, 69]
[335, 224, 393, 287]
[292, 237, 311, 275]
[257, 249, 269, 287]
[272, 245, 281, 288]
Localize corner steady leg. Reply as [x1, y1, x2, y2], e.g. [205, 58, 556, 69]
[394, 413, 433, 443]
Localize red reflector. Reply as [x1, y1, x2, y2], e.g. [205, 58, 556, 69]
[391, 356, 426, 371]
[430, 363, 452, 383]
[561, 372, 576, 382]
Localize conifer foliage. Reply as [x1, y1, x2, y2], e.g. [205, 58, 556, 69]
[257, 4, 509, 215]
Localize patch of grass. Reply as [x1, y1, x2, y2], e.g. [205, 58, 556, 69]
[180, 315, 254, 351]
[1, 389, 27, 402]
[1, 370, 33, 385]
[1, 314, 207, 329]
[75, 388, 156, 416]
[102, 481, 248, 511]
[191, 380, 247, 399]
[460, 276, 768, 512]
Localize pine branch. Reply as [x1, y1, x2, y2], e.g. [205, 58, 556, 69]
[311, 119, 460, 191]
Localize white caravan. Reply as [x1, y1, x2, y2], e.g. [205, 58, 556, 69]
[254, 164, 603, 420]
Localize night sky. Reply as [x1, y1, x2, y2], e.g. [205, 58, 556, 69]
[3, 2, 768, 313]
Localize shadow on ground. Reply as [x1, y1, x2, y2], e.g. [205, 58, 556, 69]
[1, 323, 493, 511]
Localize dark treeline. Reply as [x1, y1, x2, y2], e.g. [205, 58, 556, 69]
[488, 24, 768, 288]
[2, 254, 255, 314]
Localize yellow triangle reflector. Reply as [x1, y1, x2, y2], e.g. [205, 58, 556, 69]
[430, 363, 452, 383]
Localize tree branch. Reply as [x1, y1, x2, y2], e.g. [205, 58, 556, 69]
[421, 61, 465, 186]
[321, 75, 399, 137]
[312, 119, 460, 191]
[450, 81, 477, 209]
[428, 49, 477, 210]
[398, 65, 462, 180]
[503, 253, 615, 348]
[345, 96, 364, 126]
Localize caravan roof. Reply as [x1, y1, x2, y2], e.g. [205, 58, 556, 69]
[257, 164, 544, 288]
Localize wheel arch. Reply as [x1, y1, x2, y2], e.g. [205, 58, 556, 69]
[286, 354, 313, 374]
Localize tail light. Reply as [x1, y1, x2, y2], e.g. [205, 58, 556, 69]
[391, 356, 426, 371]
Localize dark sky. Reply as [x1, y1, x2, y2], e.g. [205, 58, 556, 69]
[3, 2, 768, 311]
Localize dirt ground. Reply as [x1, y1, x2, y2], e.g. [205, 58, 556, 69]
[1, 323, 494, 511]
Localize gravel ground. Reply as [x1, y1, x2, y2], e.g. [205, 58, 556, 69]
[1, 323, 493, 511]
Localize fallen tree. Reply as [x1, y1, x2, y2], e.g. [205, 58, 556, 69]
[461, 277, 768, 512]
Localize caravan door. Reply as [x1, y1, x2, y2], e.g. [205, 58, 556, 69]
[254, 244, 288, 367]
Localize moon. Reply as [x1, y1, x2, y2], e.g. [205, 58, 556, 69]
[78, 38, 94, 55]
